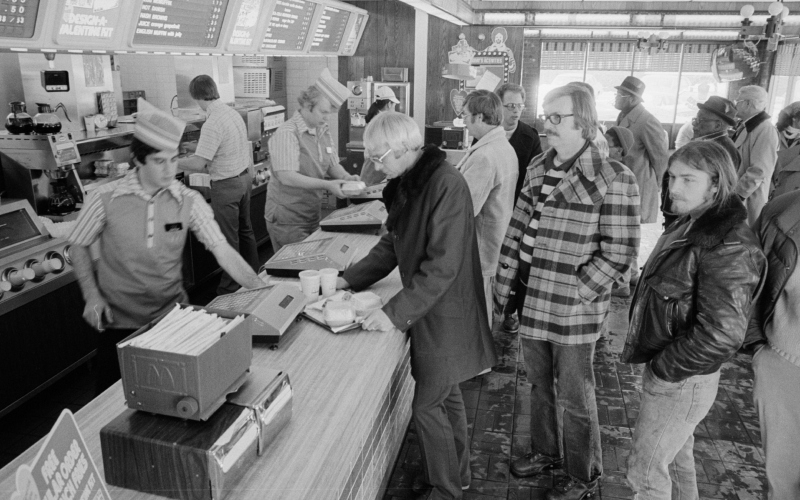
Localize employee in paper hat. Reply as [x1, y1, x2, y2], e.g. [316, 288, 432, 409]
[265, 67, 361, 253]
[68, 98, 266, 395]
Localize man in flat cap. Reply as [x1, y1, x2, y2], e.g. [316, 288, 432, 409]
[615, 76, 668, 286]
[662, 96, 741, 228]
[177, 75, 260, 295]
[69, 99, 267, 395]
[265, 67, 360, 253]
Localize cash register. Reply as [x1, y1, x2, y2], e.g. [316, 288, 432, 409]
[261, 236, 356, 277]
[205, 283, 305, 344]
[319, 200, 387, 233]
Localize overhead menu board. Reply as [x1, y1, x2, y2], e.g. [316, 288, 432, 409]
[309, 4, 349, 53]
[0, 0, 42, 39]
[261, 0, 316, 53]
[53, 0, 126, 49]
[131, 0, 231, 49]
[340, 12, 366, 56]
[222, 0, 271, 52]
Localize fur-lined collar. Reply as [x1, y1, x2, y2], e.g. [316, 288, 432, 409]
[667, 196, 749, 249]
[383, 145, 447, 231]
[744, 110, 771, 133]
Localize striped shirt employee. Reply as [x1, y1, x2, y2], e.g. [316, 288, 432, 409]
[265, 67, 360, 253]
[68, 98, 267, 395]
[178, 75, 259, 294]
[496, 84, 640, 500]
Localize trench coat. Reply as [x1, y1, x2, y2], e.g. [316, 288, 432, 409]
[343, 146, 496, 386]
[735, 111, 779, 226]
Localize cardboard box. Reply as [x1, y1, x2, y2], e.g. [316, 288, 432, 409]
[116, 305, 253, 421]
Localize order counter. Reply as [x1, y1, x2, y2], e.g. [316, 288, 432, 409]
[0, 230, 414, 500]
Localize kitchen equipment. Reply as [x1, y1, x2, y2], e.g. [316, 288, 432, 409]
[32, 103, 62, 135]
[5, 102, 34, 135]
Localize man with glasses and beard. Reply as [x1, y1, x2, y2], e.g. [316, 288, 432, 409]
[499, 84, 640, 499]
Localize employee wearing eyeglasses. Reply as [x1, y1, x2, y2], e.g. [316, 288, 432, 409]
[265, 69, 360, 253]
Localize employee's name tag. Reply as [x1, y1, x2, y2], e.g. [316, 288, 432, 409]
[326, 147, 333, 154]
[165, 222, 183, 232]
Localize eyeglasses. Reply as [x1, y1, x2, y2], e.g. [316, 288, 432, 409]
[735, 99, 750, 106]
[539, 113, 574, 125]
[503, 103, 525, 111]
[369, 149, 393, 164]
[692, 117, 720, 125]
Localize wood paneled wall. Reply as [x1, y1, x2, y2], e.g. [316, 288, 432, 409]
[425, 20, 524, 124]
[337, 0, 416, 152]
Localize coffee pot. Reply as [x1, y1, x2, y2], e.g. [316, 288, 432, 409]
[5, 101, 34, 135]
[33, 103, 62, 135]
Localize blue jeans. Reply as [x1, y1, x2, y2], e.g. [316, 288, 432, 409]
[520, 338, 602, 483]
[627, 365, 720, 500]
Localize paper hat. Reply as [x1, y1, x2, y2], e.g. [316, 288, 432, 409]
[374, 86, 400, 104]
[315, 68, 351, 108]
[134, 98, 186, 151]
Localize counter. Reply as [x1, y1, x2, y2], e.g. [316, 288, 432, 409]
[0, 230, 414, 500]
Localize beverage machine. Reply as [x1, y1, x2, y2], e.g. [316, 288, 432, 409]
[345, 79, 411, 175]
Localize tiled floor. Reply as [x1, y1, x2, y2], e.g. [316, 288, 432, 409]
[382, 299, 767, 500]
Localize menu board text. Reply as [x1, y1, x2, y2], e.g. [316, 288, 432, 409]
[0, 0, 40, 39]
[262, 0, 315, 52]
[133, 0, 230, 48]
[310, 6, 349, 53]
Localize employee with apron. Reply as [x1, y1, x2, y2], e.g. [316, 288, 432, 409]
[68, 99, 267, 395]
[265, 68, 359, 253]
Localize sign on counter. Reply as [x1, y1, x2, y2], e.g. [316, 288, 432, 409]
[10, 409, 111, 500]
[132, 0, 231, 48]
[0, 0, 42, 39]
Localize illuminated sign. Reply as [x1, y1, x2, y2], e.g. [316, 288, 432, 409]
[0, 0, 41, 39]
[261, 0, 315, 52]
[227, 0, 261, 47]
[132, 0, 230, 48]
[310, 5, 348, 53]
[55, 0, 121, 45]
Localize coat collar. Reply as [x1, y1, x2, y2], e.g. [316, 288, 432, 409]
[744, 110, 771, 133]
[543, 140, 600, 180]
[698, 130, 729, 141]
[470, 126, 506, 152]
[618, 103, 646, 125]
[665, 196, 748, 249]
[111, 169, 184, 203]
[383, 145, 447, 231]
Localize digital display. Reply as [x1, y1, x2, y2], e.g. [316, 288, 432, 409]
[261, 0, 315, 52]
[0, 209, 41, 251]
[278, 295, 294, 309]
[56, 0, 122, 45]
[0, 0, 40, 39]
[340, 12, 364, 55]
[227, 0, 261, 47]
[133, 0, 229, 48]
[310, 5, 348, 53]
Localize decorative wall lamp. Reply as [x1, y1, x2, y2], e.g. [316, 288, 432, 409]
[739, 2, 791, 51]
[636, 32, 669, 53]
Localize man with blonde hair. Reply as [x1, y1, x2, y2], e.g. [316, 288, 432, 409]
[733, 85, 779, 225]
[338, 112, 496, 499]
[499, 85, 640, 499]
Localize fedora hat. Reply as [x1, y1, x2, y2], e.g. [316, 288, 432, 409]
[615, 76, 646, 99]
[697, 96, 737, 126]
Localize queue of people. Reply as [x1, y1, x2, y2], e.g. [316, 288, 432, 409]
[65, 65, 800, 500]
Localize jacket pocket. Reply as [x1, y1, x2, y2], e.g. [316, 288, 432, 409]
[645, 273, 693, 340]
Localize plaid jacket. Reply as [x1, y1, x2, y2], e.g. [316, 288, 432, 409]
[494, 142, 641, 345]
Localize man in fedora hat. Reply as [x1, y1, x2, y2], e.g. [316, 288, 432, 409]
[662, 96, 741, 227]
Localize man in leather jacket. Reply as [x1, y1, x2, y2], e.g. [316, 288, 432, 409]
[622, 141, 766, 500]
[747, 190, 800, 499]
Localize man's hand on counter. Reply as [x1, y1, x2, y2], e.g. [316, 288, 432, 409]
[83, 294, 114, 332]
[361, 309, 394, 332]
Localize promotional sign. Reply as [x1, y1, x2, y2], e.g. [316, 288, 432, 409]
[53, 0, 126, 50]
[0, 0, 42, 38]
[9, 409, 112, 500]
[261, 0, 317, 53]
[309, 5, 349, 53]
[131, 0, 231, 49]
[223, 0, 271, 51]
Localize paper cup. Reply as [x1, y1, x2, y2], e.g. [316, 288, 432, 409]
[298, 270, 321, 301]
[319, 268, 339, 298]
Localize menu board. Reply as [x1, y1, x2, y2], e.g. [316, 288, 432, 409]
[54, 0, 124, 47]
[0, 0, 41, 39]
[310, 5, 348, 53]
[226, 0, 263, 48]
[261, 0, 316, 52]
[132, 0, 230, 48]
[340, 12, 365, 56]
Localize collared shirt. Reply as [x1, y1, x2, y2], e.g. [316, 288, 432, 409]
[69, 170, 226, 250]
[269, 111, 338, 173]
[194, 100, 253, 181]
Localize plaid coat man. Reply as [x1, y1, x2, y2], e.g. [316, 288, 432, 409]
[494, 142, 641, 344]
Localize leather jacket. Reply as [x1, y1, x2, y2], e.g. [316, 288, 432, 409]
[622, 197, 767, 382]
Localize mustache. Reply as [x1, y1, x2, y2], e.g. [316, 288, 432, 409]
[544, 129, 559, 137]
